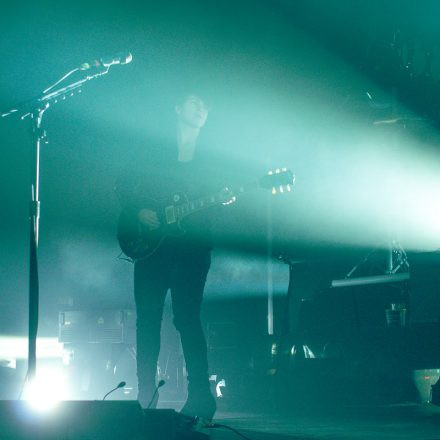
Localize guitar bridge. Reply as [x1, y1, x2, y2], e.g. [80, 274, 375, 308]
[165, 205, 177, 224]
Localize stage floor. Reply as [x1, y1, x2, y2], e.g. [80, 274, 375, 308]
[209, 404, 440, 440]
[0, 400, 439, 439]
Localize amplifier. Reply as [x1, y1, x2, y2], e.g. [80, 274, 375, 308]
[58, 310, 136, 344]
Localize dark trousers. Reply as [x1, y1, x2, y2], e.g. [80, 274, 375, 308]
[134, 246, 211, 401]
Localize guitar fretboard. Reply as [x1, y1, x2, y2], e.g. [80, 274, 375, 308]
[170, 168, 293, 222]
[175, 192, 229, 219]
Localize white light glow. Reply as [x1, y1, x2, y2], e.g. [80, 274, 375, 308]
[0, 336, 63, 359]
[23, 367, 68, 413]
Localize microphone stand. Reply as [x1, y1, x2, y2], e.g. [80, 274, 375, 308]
[2, 64, 112, 384]
[27, 104, 46, 382]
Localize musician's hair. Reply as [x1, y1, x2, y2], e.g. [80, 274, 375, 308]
[174, 86, 212, 110]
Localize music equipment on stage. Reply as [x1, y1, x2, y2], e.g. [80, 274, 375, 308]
[117, 168, 295, 261]
[58, 310, 136, 344]
[331, 272, 410, 288]
[0, 400, 143, 440]
[0, 401, 209, 440]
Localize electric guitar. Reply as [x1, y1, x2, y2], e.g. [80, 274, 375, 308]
[117, 168, 294, 261]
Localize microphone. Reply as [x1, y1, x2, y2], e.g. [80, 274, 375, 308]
[146, 379, 166, 409]
[80, 52, 133, 70]
[102, 381, 126, 400]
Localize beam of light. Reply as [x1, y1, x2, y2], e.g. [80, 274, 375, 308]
[0, 336, 63, 360]
[22, 366, 68, 413]
[205, 250, 289, 297]
[34, 5, 440, 255]
[278, 131, 440, 252]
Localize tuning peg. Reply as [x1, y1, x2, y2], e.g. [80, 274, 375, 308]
[287, 184, 292, 192]
[272, 187, 277, 195]
[279, 186, 284, 193]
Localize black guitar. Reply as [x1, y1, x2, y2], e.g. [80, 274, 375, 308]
[117, 168, 294, 261]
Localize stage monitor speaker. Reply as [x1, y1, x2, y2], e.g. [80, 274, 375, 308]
[0, 400, 143, 440]
[0, 401, 209, 440]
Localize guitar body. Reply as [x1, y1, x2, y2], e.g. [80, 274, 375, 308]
[117, 192, 187, 261]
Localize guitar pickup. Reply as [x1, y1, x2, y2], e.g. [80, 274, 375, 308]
[165, 205, 177, 224]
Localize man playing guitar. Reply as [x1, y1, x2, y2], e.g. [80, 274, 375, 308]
[116, 85, 294, 422]
[117, 89, 218, 421]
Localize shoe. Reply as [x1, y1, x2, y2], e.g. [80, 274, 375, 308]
[180, 388, 216, 421]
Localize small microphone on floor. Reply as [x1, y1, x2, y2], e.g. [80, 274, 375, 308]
[147, 379, 166, 409]
[102, 381, 126, 400]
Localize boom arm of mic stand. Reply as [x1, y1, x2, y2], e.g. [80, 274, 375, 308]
[1, 65, 110, 119]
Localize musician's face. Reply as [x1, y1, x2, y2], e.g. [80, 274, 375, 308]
[175, 94, 209, 129]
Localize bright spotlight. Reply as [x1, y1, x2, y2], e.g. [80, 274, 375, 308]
[23, 367, 68, 413]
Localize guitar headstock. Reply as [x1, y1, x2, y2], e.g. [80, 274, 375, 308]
[219, 187, 237, 205]
[259, 168, 295, 195]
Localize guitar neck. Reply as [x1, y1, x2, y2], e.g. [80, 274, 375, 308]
[175, 181, 258, 220]
[172, 168, 294, 221]
[175, 193, 228, 220]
